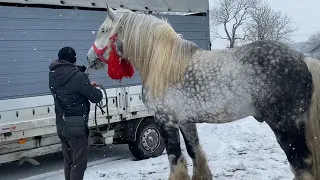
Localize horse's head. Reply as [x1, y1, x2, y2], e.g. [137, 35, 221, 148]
[87, 6, 128, 70]
[86, 6, 197, 97]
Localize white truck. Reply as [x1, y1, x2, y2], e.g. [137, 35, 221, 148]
[0, 0, 210, 165]
[0, 85, 165, 165]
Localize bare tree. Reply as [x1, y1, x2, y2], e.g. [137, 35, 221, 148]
[308, 31, 320, 48]
[210, 0, 259, 48]
[307, 31, 320, 59]
[244, 0, 297, 43]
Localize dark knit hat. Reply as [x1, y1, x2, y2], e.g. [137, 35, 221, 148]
[58, 46, 77, 63]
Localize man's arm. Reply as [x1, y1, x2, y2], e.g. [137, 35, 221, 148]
[76, 73, 103, 103]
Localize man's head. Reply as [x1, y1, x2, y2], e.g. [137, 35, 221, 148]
[58, 46, 77, 63]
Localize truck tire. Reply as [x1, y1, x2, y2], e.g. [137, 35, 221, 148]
[128, 119, 165, 160]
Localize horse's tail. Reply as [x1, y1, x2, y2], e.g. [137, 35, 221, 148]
[304, 57, 320, 179]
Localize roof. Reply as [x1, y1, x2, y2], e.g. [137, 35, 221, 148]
[309, 44, 320, 54]
[0, 0, 209, 13]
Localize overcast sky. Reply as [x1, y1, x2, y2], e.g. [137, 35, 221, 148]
[209, 0, 320, 49]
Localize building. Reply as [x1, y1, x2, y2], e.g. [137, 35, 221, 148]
[308, 44, 320, 60]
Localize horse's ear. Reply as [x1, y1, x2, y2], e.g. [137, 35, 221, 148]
[106, 5, 116, 21]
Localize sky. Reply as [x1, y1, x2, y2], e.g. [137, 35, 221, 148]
[209, 0, 320, 49]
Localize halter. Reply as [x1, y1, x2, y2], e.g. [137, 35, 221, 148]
[92, 34, 118, 64]
[91, 33, 134, 80]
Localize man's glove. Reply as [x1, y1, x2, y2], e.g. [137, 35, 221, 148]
[91, 81, 97, 87]
[77, 65, 87, 72]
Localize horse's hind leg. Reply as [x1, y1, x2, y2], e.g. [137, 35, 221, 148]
[267, 114, 313, 180]
[155, 113, 190, 180]
[179, 123, 212, 180]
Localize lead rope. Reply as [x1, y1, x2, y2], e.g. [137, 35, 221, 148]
[94, 84, 111, 135]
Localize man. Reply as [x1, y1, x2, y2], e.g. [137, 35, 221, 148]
[49, 46, 103, 180]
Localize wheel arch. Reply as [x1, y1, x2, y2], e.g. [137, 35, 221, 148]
[128, 116, 155, 142]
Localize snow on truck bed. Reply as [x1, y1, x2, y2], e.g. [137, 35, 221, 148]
[22, 116, 293, 180]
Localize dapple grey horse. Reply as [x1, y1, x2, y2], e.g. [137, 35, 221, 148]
[86, 6, 320, 180]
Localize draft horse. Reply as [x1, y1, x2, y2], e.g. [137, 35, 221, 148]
[86, 6, 320, 180]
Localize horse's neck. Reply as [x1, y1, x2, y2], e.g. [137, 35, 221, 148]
[130, 37, 197, 98]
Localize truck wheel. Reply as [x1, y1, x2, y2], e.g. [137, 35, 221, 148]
[128, 119, 165, 160]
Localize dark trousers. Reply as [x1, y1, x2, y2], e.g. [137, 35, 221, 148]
[56, 116, 90, 180]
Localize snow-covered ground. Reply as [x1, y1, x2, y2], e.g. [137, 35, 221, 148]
[21, 116, 293, 180]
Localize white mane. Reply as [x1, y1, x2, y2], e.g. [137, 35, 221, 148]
[108, 10, 199, 98]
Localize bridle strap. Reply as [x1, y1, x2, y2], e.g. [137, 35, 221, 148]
[92, 34, 118, 64]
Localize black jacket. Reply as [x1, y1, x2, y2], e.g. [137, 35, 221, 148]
[49, 60, 103, 117]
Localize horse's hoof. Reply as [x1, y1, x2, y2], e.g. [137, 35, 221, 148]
[168, 173, 190, 180]
[191, 172, 213, 180]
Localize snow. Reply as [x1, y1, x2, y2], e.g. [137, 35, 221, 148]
[21, 117, 293, 180]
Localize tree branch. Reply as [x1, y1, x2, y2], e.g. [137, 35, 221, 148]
[210, 0, 259, 48]
[243, 0, 297, 44]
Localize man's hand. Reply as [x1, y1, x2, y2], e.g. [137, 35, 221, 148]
[91, 81, 97, 87]
[77, 65, 87, 72]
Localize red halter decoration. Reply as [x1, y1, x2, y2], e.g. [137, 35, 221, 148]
[92, 34, 134, 80]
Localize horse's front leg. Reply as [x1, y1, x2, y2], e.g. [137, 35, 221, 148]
[155, 113, 190, 180]
[179, 123, 212, 180]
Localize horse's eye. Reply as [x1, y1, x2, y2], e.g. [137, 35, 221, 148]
[101, 29, 105, 33]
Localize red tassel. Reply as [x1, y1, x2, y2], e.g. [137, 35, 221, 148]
[121, 59, 134, 78]
[107, 44, 134, 80]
